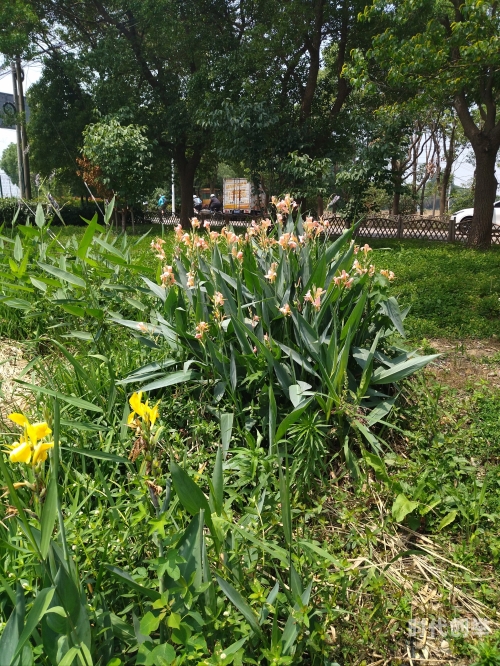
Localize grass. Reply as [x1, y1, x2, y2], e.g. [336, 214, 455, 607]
[369, 239, 500, 340]
[1, 221, 500, 664]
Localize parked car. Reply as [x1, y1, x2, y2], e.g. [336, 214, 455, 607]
[451, 201, 500, 234]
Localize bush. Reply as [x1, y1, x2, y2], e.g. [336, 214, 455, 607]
[0, 198, 439, 665]
[0, 197, 106, 226]
[116, 201, 436, 484]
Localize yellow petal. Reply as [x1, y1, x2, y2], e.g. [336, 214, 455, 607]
[127, 411, 136, 425]
[129, 392, 146, 417]
[9, 441, 32, 464]
[8, 413, 29, 428]
[27, 422, 52, 445]
[32, 441, 54, 465]
[149, 402, 160, 427]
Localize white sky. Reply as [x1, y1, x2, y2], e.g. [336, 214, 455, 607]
[0, 60, 493, 192]
[0, 62, 43, 158]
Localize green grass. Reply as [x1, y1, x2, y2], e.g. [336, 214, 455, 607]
[2, 221, 500, 664]
[370, 240, 500, 340]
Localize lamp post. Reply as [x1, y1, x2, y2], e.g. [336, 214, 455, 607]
[171, 158, 175, 215]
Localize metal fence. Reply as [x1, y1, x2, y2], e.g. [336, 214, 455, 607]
[142, 211, 500, 244]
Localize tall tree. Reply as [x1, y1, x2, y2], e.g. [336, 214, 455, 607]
[204, 0, 380, 208]
[0, 143, 19, 186]
[19, 0, 247, 227]
[348, 0, 500, 246]
[27, 53, 94, 196]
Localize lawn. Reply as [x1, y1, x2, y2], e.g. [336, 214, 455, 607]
[0, 217, 499, 665]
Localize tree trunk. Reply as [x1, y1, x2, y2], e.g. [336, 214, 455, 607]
[317, 194, 324, 217]
[391, 158, 402, 215]
[420, 181, 427, 215]
[453, 91, 500, 247]
[391, 191, 400, 216]
[130, 208, 135, 233]
[121, 208, 127, 233]
[176, 147, 201, 229]
[468, 149, 498, 248]
[440, 168, 451, 218]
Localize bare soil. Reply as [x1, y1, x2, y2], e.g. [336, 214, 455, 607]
[422, 338, 500, 390]
[0, 339, 31, 419]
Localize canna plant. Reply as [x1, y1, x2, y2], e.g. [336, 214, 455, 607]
[114, 197, 438, 483]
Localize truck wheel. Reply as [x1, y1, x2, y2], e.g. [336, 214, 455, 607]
[458, 217, 472, 235]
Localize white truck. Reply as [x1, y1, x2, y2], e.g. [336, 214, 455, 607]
[223, 178, 263, 214]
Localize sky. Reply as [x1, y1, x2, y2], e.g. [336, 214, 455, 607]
[0, 60, 495, 195]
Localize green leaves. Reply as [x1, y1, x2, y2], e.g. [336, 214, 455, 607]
[216, 576, 262, 637]
[392, 494, 419, 522]
[39, 477, 57, 559]
[37, 262, 86, 288]
[169, 462, 215, 537]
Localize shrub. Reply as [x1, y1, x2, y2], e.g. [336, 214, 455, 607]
[115, 198, 437, 484]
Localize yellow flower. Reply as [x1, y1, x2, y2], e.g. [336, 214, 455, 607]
[128, 392, 160, 427]
[149, 403, 159, 427]
[33, 441, 54, 465]
[7, 414, 53, 465]
[8, 413, 52, 445]
[9, 440, 32, 464]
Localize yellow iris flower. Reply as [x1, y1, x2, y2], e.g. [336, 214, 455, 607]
[6, 413, 54, 465]
[128, 392, 160, 427]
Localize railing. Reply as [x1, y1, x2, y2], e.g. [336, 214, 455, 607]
[142, 211, 500, 244]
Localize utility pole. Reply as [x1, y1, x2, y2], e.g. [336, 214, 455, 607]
[11, 61, 25, 198]
[15, 57, 31, 199]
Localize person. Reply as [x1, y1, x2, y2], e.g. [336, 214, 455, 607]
[193, 194, 202, 213]
[158, 194, 167, 216]
[208, 193, 222, 212]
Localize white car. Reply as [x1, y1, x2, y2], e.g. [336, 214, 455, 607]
[451, 201, 500, 234]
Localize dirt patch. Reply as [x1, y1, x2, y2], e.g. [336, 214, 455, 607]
[0, 339, 32, 419]
[421, 338, 500, 390]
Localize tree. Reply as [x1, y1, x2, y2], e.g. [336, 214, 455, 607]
[83, 118, 154, 230]
[349, 0, 500, 247]
[27, 53, 94, 197]
[0, 143, 19, 186]
[18, 0, 248, 227]
[203, 0, 383, 212]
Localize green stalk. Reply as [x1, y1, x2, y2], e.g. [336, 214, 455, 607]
[52, 398, 70, 564]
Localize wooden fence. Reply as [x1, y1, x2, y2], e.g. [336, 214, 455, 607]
[142, 211, 500, 244]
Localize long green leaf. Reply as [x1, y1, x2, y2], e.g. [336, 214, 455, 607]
[279, 462, 292, 548]
[76, 214, 99, 260]
[220, 413, 234, 458]
[139, 370, 200, 392]
[170, 462, 215, 536]
[0, 585, 25, 666]
[275, 399, 313, 442]
[211, 446, 224, 516]
[105, 566, 161, 601]
[216, 576, 262, 636]
[37, 262, 86, 288]
[371, 354, 439, 385]
[61, 446, 129, 464]
[12, 587, 55, 663]
[40, 477, 57, 559]
[14, 381, 103, 413]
